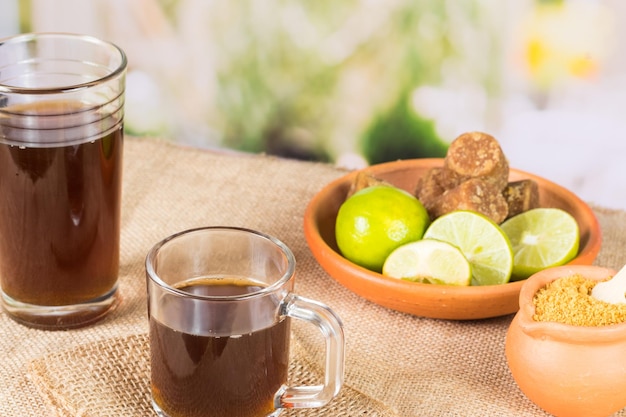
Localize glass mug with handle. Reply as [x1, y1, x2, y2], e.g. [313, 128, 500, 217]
[146, 226, 345, 417]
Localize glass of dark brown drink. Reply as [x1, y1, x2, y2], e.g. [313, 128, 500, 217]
[0, 33, 126, 329]
[146, 227, 345, 417]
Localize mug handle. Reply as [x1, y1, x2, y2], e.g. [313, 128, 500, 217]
[276, 293, 345, 409]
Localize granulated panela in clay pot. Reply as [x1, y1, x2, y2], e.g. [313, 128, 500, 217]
[505, 265, 626, 417]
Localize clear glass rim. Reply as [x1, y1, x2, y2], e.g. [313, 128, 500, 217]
[0, 32, 128, 94]
[145, 226, 297, 302]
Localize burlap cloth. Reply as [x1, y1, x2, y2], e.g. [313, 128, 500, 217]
[2, 136, 626, 416]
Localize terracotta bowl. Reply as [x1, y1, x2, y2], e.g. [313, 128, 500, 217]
[303, 159, 602, 320]
[506, 265, 626, 417]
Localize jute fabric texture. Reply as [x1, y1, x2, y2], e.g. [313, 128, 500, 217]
[28, 334, 397, 417]
[1, 136, 625, 416]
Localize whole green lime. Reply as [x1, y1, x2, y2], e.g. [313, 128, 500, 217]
[335, 185, 430, 272]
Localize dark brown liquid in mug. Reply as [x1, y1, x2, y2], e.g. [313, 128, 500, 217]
[150, 278, 291, 417]
[0, 101, 122, 310]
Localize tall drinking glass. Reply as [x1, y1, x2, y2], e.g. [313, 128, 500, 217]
[0, 33, 127, 329]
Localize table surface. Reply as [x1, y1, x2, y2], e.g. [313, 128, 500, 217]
[2, 136, 626, 417]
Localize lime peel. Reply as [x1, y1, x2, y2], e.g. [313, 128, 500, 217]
[335, 186, 430, 272]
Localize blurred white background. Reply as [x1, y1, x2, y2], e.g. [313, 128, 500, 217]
[1, 0, 625, 209]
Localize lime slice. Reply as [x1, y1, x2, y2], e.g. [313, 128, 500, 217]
[382, 239, 471, 286]
[501, 208, 579, 281]
[423, 210, 513, 286]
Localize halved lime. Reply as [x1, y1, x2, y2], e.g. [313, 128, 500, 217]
[382, 239, 471, 286]
[501, 208, 579, 281]
[423, 210, 513, 286]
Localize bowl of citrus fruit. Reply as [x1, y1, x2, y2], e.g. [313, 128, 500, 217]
[303, 132, 601, 320]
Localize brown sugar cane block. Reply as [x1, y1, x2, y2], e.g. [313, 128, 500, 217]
[444, 131, 509, 191]
[503, 179, 540, 219]
[430, 178, 509, 224]
[346, 171, 391, 198]
[414, 167, 464, 212]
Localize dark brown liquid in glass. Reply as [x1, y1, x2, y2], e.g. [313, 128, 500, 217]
[150, 278, 290, 417]
[0, 101, 122, 310]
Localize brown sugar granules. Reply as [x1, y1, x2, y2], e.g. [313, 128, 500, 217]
[533, 274, 626, 326]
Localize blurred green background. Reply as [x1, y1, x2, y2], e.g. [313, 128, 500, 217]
[4, 0, 514, 166]
[3, 0, 625, 209]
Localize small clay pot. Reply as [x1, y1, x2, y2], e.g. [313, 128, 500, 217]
[505, 265, 626, 417]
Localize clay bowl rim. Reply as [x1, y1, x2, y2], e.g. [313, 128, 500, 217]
[303, 158, 602, 320]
